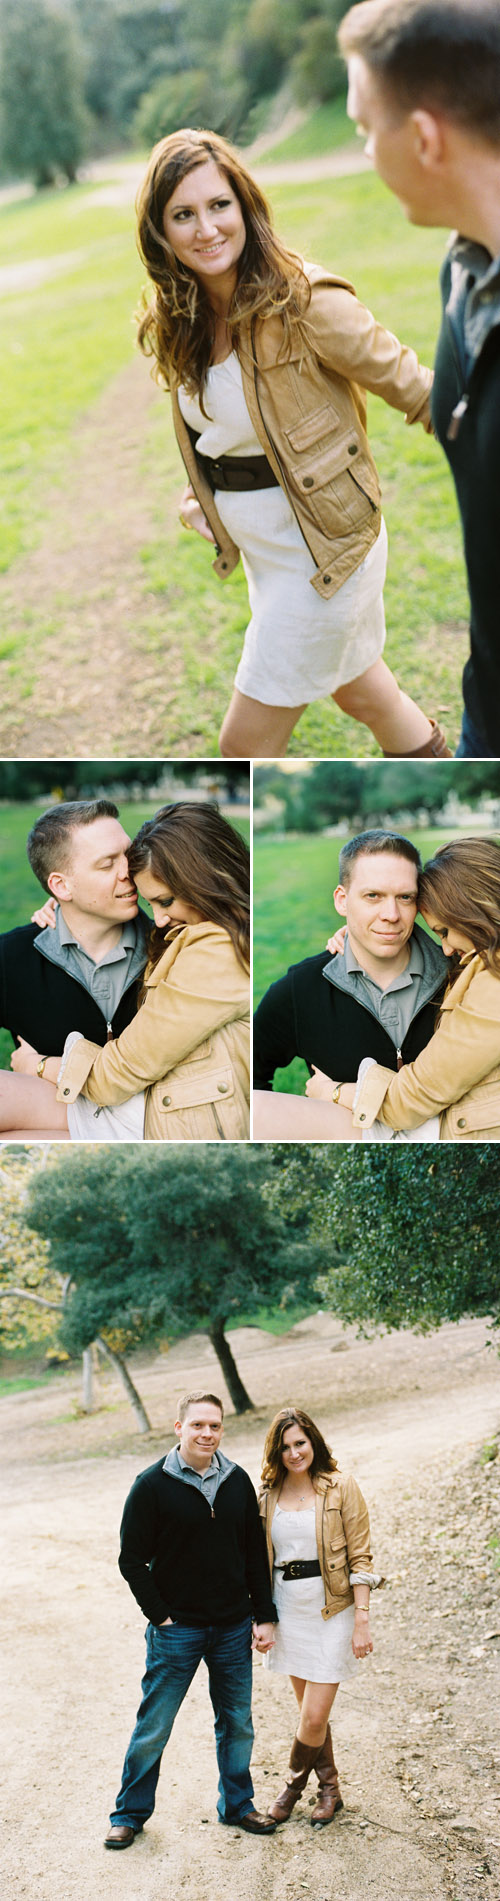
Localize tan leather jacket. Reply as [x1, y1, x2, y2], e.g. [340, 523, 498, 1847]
[259, 1469, 373, 1620]
[56, 922, 250, 1141]
[352, 954, 500, 1141]
[172, 264, 433, 600]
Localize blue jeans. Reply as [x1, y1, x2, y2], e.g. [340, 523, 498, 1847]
[110, 1616, 254, 1829]
[455, 709, 495, 757]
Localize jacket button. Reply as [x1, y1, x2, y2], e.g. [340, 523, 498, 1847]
[348, 442, 358, 455]
[323, 574, 332, 584]
[162, 1095, 171, 1106]
[303, 475, 314, 488]
[217, 1081, 229, 1093]
[63, 1087, 70, 1097]
[457, 1117, 466, 1128]
[358, 1113, 366, 1122]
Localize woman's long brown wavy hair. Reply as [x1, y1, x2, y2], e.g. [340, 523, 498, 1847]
[261, 1407, 338, 1491]
[135, 127, 311, 402]
[127, 801, 250, 974]
[418, 837, 500, 975]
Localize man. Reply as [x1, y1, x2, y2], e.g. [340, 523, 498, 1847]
[338, 0, 500, 757]
[253, 831, 446, 1112]
[0, 799, 147, 1060]
[105, 1392, 277, 1848]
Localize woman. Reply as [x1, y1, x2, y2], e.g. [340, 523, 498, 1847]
[136, 127, 450, 761]
[257, 1407, 378, 1827]
[254, 838, 500, 1142]
[2, 803, 250, 1141]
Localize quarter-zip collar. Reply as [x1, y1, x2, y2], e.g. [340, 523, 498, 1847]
[322, 920, 445, 1052]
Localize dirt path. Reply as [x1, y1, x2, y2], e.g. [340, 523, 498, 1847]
[2, 1314, 499, 1901]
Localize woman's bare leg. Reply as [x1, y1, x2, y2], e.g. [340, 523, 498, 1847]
[333, 658, 434, 752]
[290, 1676, 339, 1746]
[0, 1072, 69, 1133]
[252, 1090, 360, 1141]
[219, 688, 307, 759]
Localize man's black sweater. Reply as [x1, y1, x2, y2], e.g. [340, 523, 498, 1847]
[118, 1458, 276, 1629]
[0, 924, 139, 1054]
[432, 254, 500, 751]
[253, 948, 445, 1089]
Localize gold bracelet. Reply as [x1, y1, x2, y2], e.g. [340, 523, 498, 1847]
[331, 1082, 342, 1103]
[36, 1055, 48, 1078]
[179, 513, 193, 531]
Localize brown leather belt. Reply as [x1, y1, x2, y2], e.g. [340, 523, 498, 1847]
[275, 1559, 321, 1581]
[196, 449, 280, 493]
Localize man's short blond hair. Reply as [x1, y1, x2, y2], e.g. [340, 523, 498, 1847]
[339, 1, 500, 145]
[177, 1391, 224, 1422]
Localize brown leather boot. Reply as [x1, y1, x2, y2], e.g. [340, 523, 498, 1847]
[268, 1736, 321, 1822]
[310, 1726, 344, 1826]
[383, 717, 452, 758]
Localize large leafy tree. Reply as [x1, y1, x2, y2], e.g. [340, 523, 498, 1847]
[266, 1146, 500, 1331]
[0, 0, 88, 185]
[26, 1147, 323, 1411]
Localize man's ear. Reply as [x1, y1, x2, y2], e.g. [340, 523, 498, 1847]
[410, 108, 446, 168]
[333, 884, 348, 918]
[47, 868, 72, 903]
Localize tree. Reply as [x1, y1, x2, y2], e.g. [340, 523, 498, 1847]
[266, 1146, 500, 1331]
[0, 0, 88, 186]
[25, 1147, 324, 1412]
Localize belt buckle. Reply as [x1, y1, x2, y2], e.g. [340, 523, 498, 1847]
[288, 1561, 299, 1578]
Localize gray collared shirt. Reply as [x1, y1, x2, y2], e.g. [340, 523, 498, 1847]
[344, 931, 426, 1051]
[446, 235, 500, 382]
[164, 1446, 226, 1509]
[34, 907, 147, 1025]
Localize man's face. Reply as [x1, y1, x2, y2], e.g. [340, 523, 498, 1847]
[334, 851, 418, 966]
[47, 817, 138, 922]
[347, 53, 440, 226]
[175, 1402, 224, 1470]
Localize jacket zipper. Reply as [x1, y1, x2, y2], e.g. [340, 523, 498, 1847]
[250, 318, 319, 567]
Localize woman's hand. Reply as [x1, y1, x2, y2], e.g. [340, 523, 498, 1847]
[252, 1621, 275, 1653]
[352, 1610, 373, 1660]
[31, 896, 58, 929]
[326, 924, 347, 956]
[10, 1037, 41, 1075]
[179, 484, 216, 544]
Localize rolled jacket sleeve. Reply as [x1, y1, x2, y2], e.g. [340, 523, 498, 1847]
[352, 965, 500, 1131]
[56, 926, 248, 1108]
[340, 1474, 373, 1577]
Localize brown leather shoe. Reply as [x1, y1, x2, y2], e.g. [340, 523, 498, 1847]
[268, 1736, 322, 1822]
[104, 1826, 137, 1849]
[231, 1809, 277, 1834]
[383, 717, 452, 758]
[310, 1726, 344, 1827]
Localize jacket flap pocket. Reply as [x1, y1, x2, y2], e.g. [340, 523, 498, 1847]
[289, 431, 376, 496]
[159, 1065, 235, 1112]
[451, 1083, 500, 1133]
[284, 402, 340, 452]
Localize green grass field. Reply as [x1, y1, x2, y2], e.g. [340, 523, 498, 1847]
[0, 801, 249, 1067]
[253, 825, 460, 1093]
[0, 152, 467, 752]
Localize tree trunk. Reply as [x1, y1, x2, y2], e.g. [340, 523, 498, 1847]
[208, 1320, 254, 1413]
[81, 1347, 94, 1413]
[95, 1337, 152, 1433]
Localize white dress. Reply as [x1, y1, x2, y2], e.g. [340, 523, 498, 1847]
[59, 1032, 145, 1142]
[178, 355, 387, 708]
[265, 1506, 357, 1683]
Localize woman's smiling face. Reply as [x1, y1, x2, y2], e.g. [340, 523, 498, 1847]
[135, 865, 207, 931]
[162, 158, 246, 288]
[280, 1424, 315, 1474]
[420, 909, 476, 958]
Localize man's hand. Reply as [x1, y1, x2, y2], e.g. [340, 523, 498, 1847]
[11, 1037, 40, 1075]
[326, 925, 347, 956]
[179, 484, 216, 543]
[305, 1065, 336, 1100]
[159, 1616, 173, 1626]
[31, 896, 58, 929]
[252, 1621, 275, 1653]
